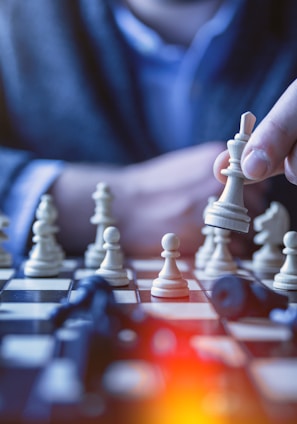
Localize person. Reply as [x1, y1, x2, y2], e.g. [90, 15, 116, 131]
[0, 0, 296, 262]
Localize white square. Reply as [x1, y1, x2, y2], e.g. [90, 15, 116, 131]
[5, 278, 72, 291]
[226, 318, 292, 341]
[0, 302, 59, 319]
[113, 290, 137, 303]
[190, 335, 247, 367]
[0, 268, 15, 280]
[250, 358, 297, 402]
[141, 302, 218, 320]
[1, 335, 55, 366]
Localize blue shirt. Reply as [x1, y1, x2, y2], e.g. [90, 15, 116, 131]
[113, 0, 243, 151]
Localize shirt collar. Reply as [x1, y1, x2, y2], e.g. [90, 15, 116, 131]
[113, 0, 245, 63]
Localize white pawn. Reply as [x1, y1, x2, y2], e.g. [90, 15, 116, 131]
[205, 112, 256, 233]
[85, 182, 116, 268]
[24, 219, 61, 277]
[195, 196, 216, 269]
[204, 228, 237, 277]
[151, 233, 189, 298]
[253, 202, 289, 272]
[96, 226, 129, 287]
[273, 231, 297, 290]
[0, 212, 12, 267]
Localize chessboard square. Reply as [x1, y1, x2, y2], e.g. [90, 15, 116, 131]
[250, 358, 297, 402]
[102, 359, 164, 399]
[130, 258, 190, 272]
[136, 278, 153, 290]
[0, 302, 59, 319]
[136, 278, 200, 291]
[0, 268, 15, 281]
[113, 290, 137, 303]
[141, 302, 218, 320]
[226, 319, 292, 341]
[74, 268, 96, 280]
[5, 278, 72, 291]
[190, 335, 247, 367]
[1, 334, 55, 366]
[138, 290, 208, 303]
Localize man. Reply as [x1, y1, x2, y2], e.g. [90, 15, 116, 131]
[0, 0, 296, 260]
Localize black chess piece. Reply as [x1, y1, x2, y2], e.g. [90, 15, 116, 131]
[211, 274, 288, 319]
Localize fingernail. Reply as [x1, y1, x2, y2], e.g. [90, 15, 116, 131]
[241, 149, 270, 180]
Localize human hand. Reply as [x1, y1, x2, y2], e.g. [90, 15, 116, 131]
[214, 79, 297, 185]
[49, 142, 226, 257]
[51, 141, 266, 259]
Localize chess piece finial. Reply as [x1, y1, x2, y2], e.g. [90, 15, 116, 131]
[205, 112, 256, 233]
[151, 233, 189, 298]
[273, 231, 297, 290]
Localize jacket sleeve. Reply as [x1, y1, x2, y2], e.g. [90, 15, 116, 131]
[0, 146, 33, 205]
[0, 145, 64, 261]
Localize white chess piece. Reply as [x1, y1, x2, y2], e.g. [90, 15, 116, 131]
[35, 194, 64, 264]
[96, 226, 129, 287]
[253, 202, 290, 272]
[204, 228, 237, 277]
[195, 196, 216, 269]
[205, 112, 256, 233]
[0, 212, 12, 267]
[85, 182, 116, 268]
[151, 233, 189, 298]
[24, 219, 61, 277]
[273, 231, 297, 290]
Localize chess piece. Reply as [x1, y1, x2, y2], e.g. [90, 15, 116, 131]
[151, 233, 189, 298]
[205, 112, 256, 233]
[195, 196, 216, 269]
[212, 274, 288, 320]
[273, 231, 297, 290]
[96, 226, 129, 287]
[24, 218, 61, 277]
[253, 202, 290, 272]
[0, 212, 12, 267]
[35, 194, 65, 264]
[85, 182, 116, 268]
[204, 228, 237, 277]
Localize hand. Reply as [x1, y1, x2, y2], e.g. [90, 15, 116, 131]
[50, 142, 230, 257]
[214, 79, 297, 185]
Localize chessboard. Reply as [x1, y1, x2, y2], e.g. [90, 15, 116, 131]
[1, 255, 297, 424]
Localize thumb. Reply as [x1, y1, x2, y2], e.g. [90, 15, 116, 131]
[241, 79, 297, 181]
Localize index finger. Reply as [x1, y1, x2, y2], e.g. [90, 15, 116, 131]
[241, 79, 297, 180]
